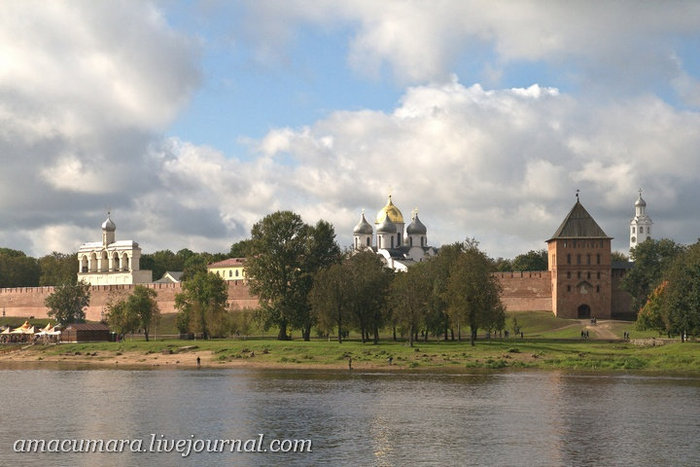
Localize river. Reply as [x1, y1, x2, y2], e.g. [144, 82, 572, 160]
[0, 367, 698, 466]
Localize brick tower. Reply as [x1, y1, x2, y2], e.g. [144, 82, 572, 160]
[546, 194, 613, 319]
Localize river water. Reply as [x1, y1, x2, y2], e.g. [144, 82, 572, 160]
[0, 367, 697, 466]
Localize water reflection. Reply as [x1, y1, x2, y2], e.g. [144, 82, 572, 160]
[0, 368, 698, 466]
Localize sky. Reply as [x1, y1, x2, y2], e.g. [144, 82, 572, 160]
[1, 0, 700, 260]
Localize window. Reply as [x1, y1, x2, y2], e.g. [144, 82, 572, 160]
[567, 285, 571, 292]
[567, 272, 571, 279]
[632, 227, 636, 233]
[409, 237, 413, 247]
[236, 270, 239, 277]
[587, 254, 591, 265]
[639, 227, 643, 234]
[587, 272, 591, 279]
[596, 285, 600, 293]
[577, 271, 581, 279]
[597, 272, 601, 279]
[229, 270, 232, 278]
[597, 254, 600, 265]
[563, 241, 567, 248]
[567, 254, 571, 264]
[577, 254, 581, 265]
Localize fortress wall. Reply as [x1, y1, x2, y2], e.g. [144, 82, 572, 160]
[3, 272, 554, 320]
[0, 281, 258, 322]
[493, 271, 552, 312]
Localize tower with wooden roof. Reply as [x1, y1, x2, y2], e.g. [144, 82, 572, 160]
[546, 193, 613, 319]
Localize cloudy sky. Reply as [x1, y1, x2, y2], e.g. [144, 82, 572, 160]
[2, 1, 699, 259]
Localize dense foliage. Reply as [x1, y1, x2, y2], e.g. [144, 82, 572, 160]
[175, 271, 230, 339]
[44, 280, 91, 325]
[245, 211, 341, 340]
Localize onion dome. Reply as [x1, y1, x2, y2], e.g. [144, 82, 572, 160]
[101, 213, 116, 231]
[353, 212, 373, 235]
[406, 213, 427, 235]
[376, 195, 404, 224]
[635, 192, 646, 207]
[376, 216, 397, 234]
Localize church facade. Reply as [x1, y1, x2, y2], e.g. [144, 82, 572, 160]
[77, 213, 152, 286]
[353, 195, 438, 271]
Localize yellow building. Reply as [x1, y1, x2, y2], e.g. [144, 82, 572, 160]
[207, 258, 246, 281]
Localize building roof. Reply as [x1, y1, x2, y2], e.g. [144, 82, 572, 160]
[64, 323, 110, 331]
[406, 213, 427, 235]
[208, 258, 246, 268]
[155, 271, 184, 283]
[547, 200, 611, 241]
[376, 195, 404, 224]
[353, 212, 374, 235]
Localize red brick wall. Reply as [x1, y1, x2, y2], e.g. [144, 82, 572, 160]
[493, 271, 552, 312]
[0, 281, 258, 321]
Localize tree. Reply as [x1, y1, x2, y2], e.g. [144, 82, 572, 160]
[45, 280, 91, 325]
[447, 245, 505, 346]
[346, 250, 392, 344]
[635, 282, 666, 333]
[229, 239, 251, 258]
[424, 242, 465, 340]
[390, 262, 431, 347]
[106, 298, 139, 338]
[175, 271, 229, 338]
[622, 239, 685, 313]
[127, 286, 160, 341]
[296, 220, 342, 340]
[0, 248, 40, 287]
[38, 252, 77, 286]
[659, 242, 700, 339]
[245, 211, 340, 340]
[310, 262, 349, 343]
[511, 249, 548, 271]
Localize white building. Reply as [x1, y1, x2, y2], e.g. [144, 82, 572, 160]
[77, 213, 152, 285]
[630, 190, 653, 251]
[353, 195, 437, 271]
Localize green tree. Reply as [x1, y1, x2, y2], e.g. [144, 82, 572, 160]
[0, 248, 40, 287]
[511, 249, 548, 271]
[175, 271, 229, 338]
[38, 252, 77, 286]
[310, 262, 349, 343]
[447, 245, 505, 346]
[390, 262, 431, 347]
[245, 212, 341, 340]
[140, 250, 182, 281]
[660, 242, 700, 339]
[424, 242, 465, 340]
[105, 298, 139, 338]
[127, 286, 160, 341]
[229, 239, 251, 258]
[346, 250, 392, 344]
[44, 280, 91, 325]
[622, 239, 685, 313]
[296, 220, 342, 340]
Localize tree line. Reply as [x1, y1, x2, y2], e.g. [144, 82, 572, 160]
[626, 238, 700, 338]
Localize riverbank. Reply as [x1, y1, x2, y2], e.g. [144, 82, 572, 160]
[1, 337, 698, 373]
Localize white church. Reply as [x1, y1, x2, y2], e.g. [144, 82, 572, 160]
[353, 195, 438, 271]
[77, 213, 152, 285]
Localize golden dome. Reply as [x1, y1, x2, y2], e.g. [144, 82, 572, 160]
[376, 195, 404, 224]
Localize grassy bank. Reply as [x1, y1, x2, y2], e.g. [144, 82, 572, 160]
[1, 337, 696, 373]
[2, 311, 696, 372]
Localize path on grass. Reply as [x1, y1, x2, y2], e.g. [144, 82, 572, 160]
[585, 321, 619, 340]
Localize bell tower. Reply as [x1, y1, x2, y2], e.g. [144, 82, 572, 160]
[630, 189, 652, 251]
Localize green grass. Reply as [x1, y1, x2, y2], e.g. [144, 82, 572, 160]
[23, 337, 698, 373]
[3, 312, 698, 373]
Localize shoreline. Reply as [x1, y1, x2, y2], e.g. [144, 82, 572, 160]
[1, 339, 698, 374]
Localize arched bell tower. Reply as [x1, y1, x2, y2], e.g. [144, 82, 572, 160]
[630, 189, 652, 251]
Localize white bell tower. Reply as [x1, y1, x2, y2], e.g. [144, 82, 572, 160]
[630, 189, 652, 251]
